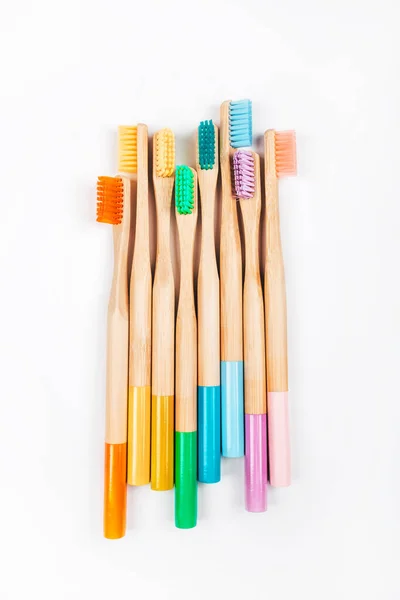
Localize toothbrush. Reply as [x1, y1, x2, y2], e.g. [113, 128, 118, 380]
[97, 175, 130, 539]
[118, 124, 152, 486]
[264, 130, 297, 487]
[175, 166, 198, 528]
[220, 99, 252, 457]
[151, 128, 175, 491]
[196, 120, 221, 483]
[234, 151, 267, 512]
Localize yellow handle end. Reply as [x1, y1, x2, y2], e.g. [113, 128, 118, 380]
[151, 395, 174, 491]
[128, 386, 151, 486]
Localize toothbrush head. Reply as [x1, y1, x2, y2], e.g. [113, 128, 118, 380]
[229, 99, 252, 148]
[175, 166, 195, 215]
[233, 150, 255, 199]
[155, 128, 175, 177]
[96, 176, 124, 224]
[198, 120, 216, 170]
[118, 126, 138, 174]
[274, 130, 297, 178]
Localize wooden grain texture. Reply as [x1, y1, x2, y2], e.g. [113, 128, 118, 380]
[105, 177, 130, 443]
[152, 135, 175, 396]
[220, 101, 243, 362]
[264, 130, 288, 392]
[129, 124, 152, 387]
[175, 169, 198, 432]
[240, 153, 267, 414]
[197, 125, 220, 386]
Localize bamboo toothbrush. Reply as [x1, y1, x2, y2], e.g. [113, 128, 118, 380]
[151, 128, 175, 491]
[97, 175, 130, 539]
[264, 130, 297, 487]
[175, 165, 198, 528]
[234, 150, 267, 512]
[118, 124, 152, 486]
[196, 120, 220, 483]
[220, 99, 252, 457]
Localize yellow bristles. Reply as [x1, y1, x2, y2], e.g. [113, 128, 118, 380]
[118, 126, 138, 174]
[96, 176, 124, 225]
[155, 128, 175, 177]
[274, 131, 297, 178]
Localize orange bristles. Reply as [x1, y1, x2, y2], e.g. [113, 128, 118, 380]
[96, 176, 124, 225]
[275, 131, 297, 178]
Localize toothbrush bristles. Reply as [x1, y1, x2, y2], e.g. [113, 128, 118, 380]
[229, 99, 252, 148]
[96, 176, 124, 224]
[118, 126, 138, 174]
[275, 130, 297, 178]
[233, 150, 255, 199]
[155, 128, 175, 177]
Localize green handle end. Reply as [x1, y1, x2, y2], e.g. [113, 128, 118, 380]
[175, 431, 197, 529]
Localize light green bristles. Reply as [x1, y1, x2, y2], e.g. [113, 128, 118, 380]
[175, 166, 195, 215]
[198, 120, 215, 170]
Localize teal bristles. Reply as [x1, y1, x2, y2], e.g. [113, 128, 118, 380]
[175, 166, 195, 215]
[198, 120, 215, 170]
[229, 99, 252, 148]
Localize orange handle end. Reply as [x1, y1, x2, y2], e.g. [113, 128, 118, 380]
[103, 442, 127, 539]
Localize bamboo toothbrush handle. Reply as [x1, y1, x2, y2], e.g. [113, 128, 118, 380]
[265, 177, 288, 391]
[152, 263, 175, 393]
[152, 178, 175, 395]
[240, 153, 267, 512]
[130, 125, 151, 387]
[197, 124, 221, 484]
[106, 297, 129, 442]
[197, 186, 220, 483]
[175, 177, 198, 421]
[197, 250, 219, 383]
[220, 202, 244, 458]
[151, 271, 175, 491]
[151, 176, 175, 491]
[240, 154, 266, 415]
[265, 165, 290, 486]
[175, 295, 197, 431]
[104, 178, 130, 539]
[220, 186, 243, 360]
[175, 170, 198, 528]
[242, 251, 266, 415]
[104, 308, 128, 537]
[220, 102, 243, 361]
[197, 174, 220, 386]
[128, 124, 151, 486]
[219, 101, 244, 458]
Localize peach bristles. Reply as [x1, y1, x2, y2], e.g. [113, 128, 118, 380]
[96, 176, 124, 225]
[275, 131, 297, 178]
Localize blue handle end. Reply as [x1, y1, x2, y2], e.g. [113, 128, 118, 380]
[221, 361, 244, 457]
[198, 386, 221, 483]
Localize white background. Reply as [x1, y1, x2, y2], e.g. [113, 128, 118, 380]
[1, 0, 399, 598]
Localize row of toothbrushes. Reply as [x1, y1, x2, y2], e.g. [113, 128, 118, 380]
[97, 100, 297, 539]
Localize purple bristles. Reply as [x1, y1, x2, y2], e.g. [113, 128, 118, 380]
[233, 150, 255, 199]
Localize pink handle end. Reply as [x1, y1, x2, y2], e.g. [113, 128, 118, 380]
[268, 392, 291, 487]
[245, 414, 267, 512]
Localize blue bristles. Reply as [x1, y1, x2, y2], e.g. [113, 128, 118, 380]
[229, 99, 252, 148]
